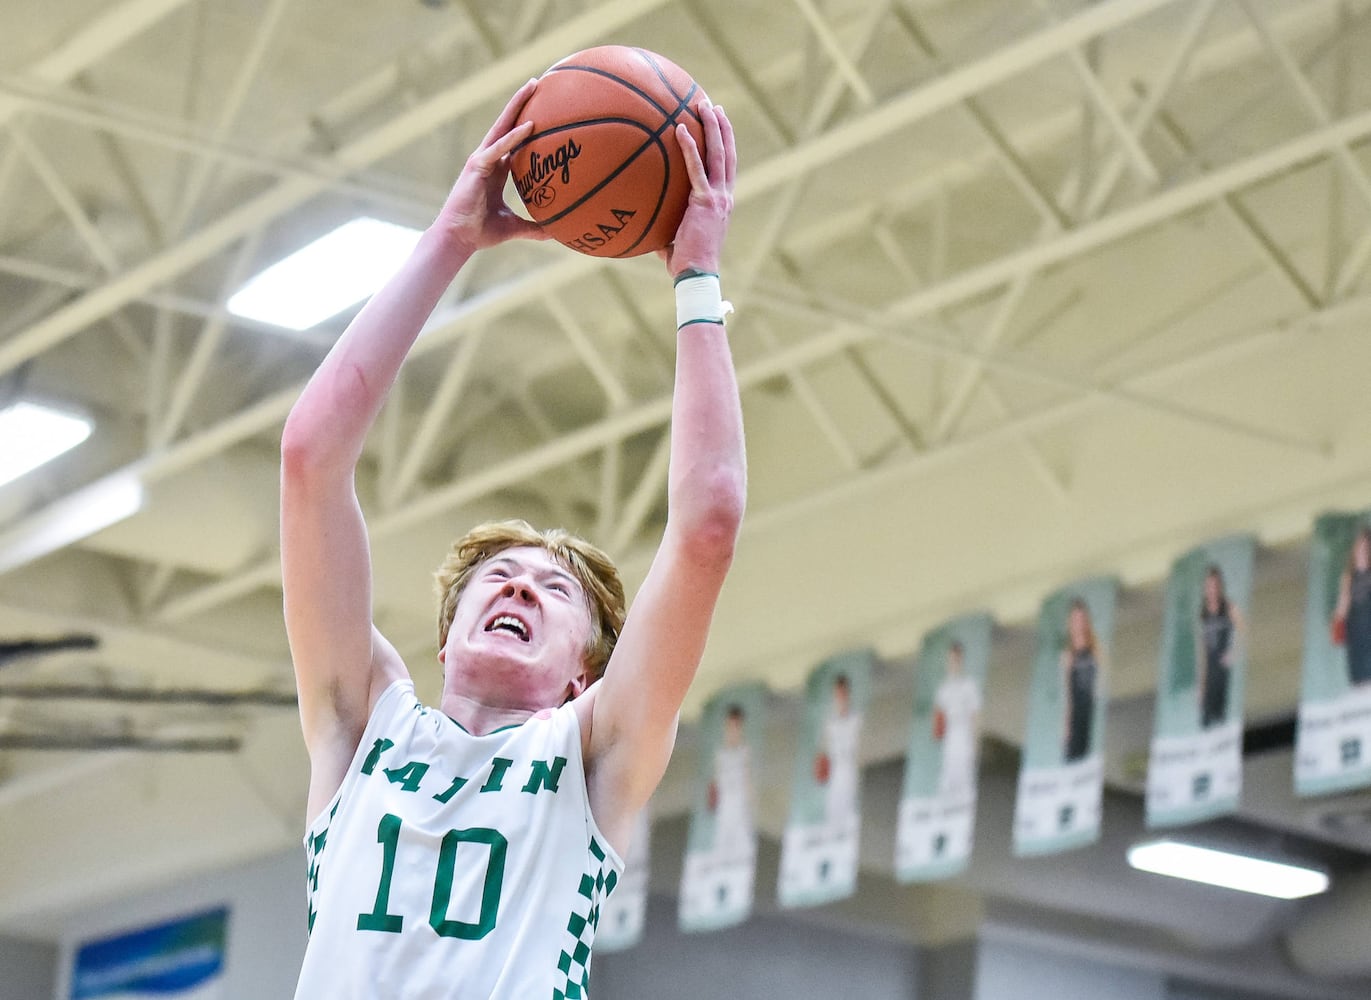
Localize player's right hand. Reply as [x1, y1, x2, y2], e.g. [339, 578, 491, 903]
[438, 79, 551, 256]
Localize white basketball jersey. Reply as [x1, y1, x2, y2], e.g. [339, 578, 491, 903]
[296, 680, 624, 999]
[934, 675, 981, 760]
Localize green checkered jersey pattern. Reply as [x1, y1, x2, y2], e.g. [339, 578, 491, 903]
[553, 838, 621, 1000]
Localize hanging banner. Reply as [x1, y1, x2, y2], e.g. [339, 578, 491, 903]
[895, 613, 992, 882]
[70, 907, 228, 1000]
[679, 682, 767, 932]
[777, 649, 873, 908]
[1296, 511, 1371, 796]
[1013, 577, 1116, 856]
[595, 808, 651, 952]
[1146, 536, 1254, 826]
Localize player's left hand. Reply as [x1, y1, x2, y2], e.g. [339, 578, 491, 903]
[660, 103, 735, 278]
[438, 78, 552, 256]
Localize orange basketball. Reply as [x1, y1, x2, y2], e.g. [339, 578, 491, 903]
[510, 46, 708, 258]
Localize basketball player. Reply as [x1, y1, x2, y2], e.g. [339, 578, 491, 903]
[1196, 565, 1244, 728]
[1333, 527, 1371, 687]
[932, 642, 981, 800]
[282, 79, 743, 998]
[710, 704, 755, 863]
[1060, 598, 1100, 764]
[820, 673, 862, 833]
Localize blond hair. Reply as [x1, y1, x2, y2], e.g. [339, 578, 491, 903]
[434, 519, 626, 681]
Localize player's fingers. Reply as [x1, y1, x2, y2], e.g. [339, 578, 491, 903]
[485, 120, 535, 164]
[479, 78, 538, 151]
[677, 124, 708, 193]
[700, 104, 725, 186]
[716, 106, 737, 189]
[508, 217, 552, 242]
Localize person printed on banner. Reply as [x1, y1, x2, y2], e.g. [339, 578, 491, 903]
[281, 80, 744, 999]
[817, 673, 861, 832]
[709, 704, 755, 862]
[1196, 564, 1245, 729]
[1060, 598, 1102, 764]
[932, 642, 982, 801]
[1332, 527, 1371, 687]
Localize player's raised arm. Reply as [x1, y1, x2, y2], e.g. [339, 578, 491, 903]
[280, 80, 547, 815]
[584, 104, 746, 845]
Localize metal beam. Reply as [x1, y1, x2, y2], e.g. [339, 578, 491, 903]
[737, 0, 1183, 198]
[788, 0, 875, 107]
[169, 0, 294, 237]
[0, 0, 196, 127]
[383, 328, 486, 507]
[9, 126, 121, 272]
[0, 0, 1337, 590]
[0, 0, 675, 378]
[82, 102, 1371, 618]
[609, 429, 672, 553]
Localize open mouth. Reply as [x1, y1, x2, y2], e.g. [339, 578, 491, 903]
[485, 614, 530, 642]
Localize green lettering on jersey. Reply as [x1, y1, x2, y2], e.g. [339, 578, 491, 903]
[356, 813, 405, 934]
[382, 760, 430, 793]
[432, 775, 468, 804]
[430, 827, 507, 940]
[360, 738, 395, 775]
[521, 756, 568, 794]
[480, 757, 514, 792]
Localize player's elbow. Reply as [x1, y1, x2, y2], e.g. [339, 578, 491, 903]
[280, 413, 334, 481]
[677, 468, 745, 567]
[280, 416, 361, 494]
[281, 370, 371, 478]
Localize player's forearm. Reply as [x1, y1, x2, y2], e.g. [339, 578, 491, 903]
[666, 319, 746, 558]
[282, 225, 473, 471]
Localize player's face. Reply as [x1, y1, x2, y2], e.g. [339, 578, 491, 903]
[1204, 571, 1223, 605]
[1068, 604, 1090, 646]
[724, 712, 745, 747]
[443, 546, 593, 705]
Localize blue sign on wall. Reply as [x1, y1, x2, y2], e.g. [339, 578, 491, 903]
[71, 907, 228, 999]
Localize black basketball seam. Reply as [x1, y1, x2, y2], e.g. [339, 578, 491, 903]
[520, 55, 702, 254]
[517, 104, 691, 249]
[543, 62, 703, 127]
[612, 49, 699, 257]
[631, 48, 705, 125]
[515, 118, 662, 228]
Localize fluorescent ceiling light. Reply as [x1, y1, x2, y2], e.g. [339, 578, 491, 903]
[0, 470, 143, 574]
[0, 402, 92, 488]
[1128, 839, 1329, 899]
[227, 217, 422, 330]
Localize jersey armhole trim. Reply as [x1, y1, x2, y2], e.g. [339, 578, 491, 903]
[303, 678, 416, 838]
[563, 702, 627, 874]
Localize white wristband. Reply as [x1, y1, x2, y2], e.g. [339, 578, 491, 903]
[675, 272, 734, 330]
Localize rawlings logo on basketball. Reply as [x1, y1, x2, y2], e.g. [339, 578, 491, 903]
[515, 139, 582, 207]
[526, 185, 556, 208]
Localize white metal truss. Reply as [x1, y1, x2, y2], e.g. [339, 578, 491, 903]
[5, 0, 1371, 945]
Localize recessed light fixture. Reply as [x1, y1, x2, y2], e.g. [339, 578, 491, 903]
[0, 401, 92, 488]
[1127, 839, 1329, 899]
[227, 217, 422, 331]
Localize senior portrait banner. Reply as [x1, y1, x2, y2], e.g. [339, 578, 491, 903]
[895, 613, 992, 882]
[679, 682, 767, 932]
[595, 808, 651, 953]
[1013, 578, 1116, 856]
[778, 649, 873, 908]
[1296, 511, 1371, 796]
[70, 907, 228, 1000]
[1146, 536, 1254, 827]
